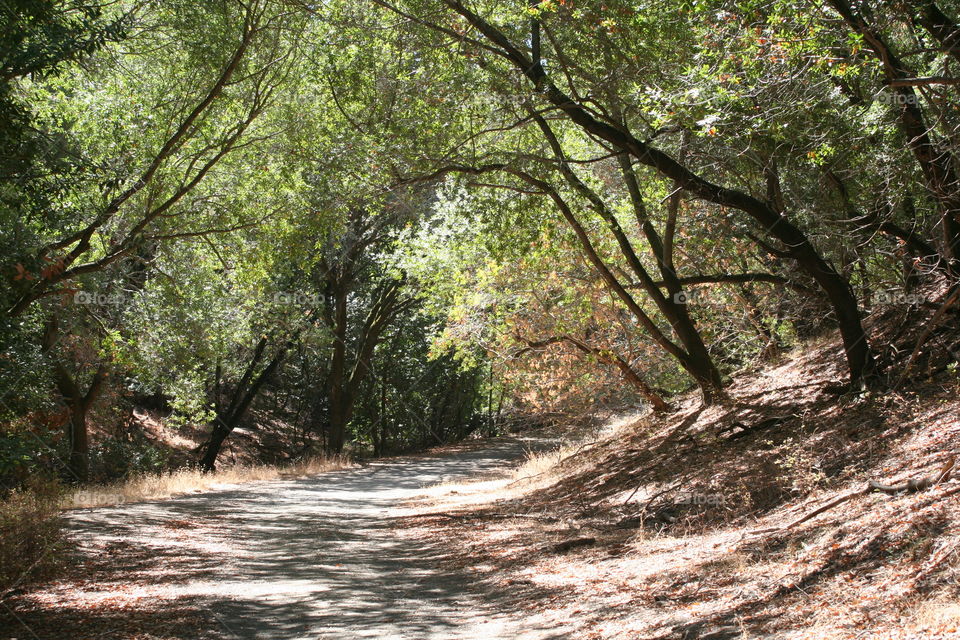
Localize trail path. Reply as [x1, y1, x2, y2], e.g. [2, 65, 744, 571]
[47, 439, 568, 640]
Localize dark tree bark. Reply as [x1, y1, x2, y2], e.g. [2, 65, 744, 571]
[200, 336, 290, 471]
[41, 316, 107, 482]
[325, 278, 351, 454]
[373, 372, 387, 457]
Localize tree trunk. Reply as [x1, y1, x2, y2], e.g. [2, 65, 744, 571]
[41, 317, 106, 482]
[67, 403, 90, 482]
[200, 423, 232, 472]
[374, 376, 386, 457]
[200, 338, 289, 471]
[327, 397, 352, 454]
[321, 272, 410, 453]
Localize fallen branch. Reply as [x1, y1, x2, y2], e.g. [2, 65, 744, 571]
[777, 488, 869, 531]
[411, 510, 560, 523]
[750, 456, 956, 535]
[718, 414, 797, 441]
[869, 455, 955, 494]
[624, 476, 687, 510]
[506, 470, 547, 487]
[414, 511, 486, 520]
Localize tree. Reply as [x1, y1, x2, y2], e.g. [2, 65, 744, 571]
[0, 0, 304, 480]
[5, 0, 299, 316]
[373, 0, 876, 385]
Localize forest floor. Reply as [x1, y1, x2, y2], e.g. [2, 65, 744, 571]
[402, 335, 960, 639]
[0, 438, 569, 640]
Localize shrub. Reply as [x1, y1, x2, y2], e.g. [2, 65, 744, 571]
[90, 437, 169, 481]
[0, 477, 67, 597]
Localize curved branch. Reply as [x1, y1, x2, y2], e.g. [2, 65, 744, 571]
[513, 334, 669, 411]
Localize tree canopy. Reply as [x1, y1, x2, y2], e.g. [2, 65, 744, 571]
[2, 0, 960, 481]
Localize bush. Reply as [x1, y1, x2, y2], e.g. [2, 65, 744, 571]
[0, 477, 67, 597]
[90, 436, 169, 481]
[0, 416, 67, 489]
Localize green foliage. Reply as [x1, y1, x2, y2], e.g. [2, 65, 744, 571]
[2, 0, 959, 485]
[90, 437, 168, 480]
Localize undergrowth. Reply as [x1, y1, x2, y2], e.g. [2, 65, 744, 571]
[0, 477, 66, 598]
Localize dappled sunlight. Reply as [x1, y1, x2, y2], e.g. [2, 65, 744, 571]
[399, 357, 960, 639]
[3, 438, 569, 640]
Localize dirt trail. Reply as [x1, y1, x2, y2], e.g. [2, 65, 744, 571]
[51, 439, 568, 640]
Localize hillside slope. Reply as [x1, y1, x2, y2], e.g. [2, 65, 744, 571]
[402, 327, 960, 639]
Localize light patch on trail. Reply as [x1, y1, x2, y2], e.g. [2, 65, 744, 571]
[64, 439, 570, 640]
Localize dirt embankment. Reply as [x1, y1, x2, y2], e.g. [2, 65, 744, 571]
[401, 337, 960, 639]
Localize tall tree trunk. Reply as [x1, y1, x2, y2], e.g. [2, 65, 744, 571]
[327, 396, 352, 454]
[374, 373, 387, 457]
[66, 401, 90, 482]
[321, 272, 411, 453]
[326, 280, 350, 454]
[41, 316, 106, 482]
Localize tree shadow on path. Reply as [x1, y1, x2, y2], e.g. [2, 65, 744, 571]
[3, 438, 569, 640]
